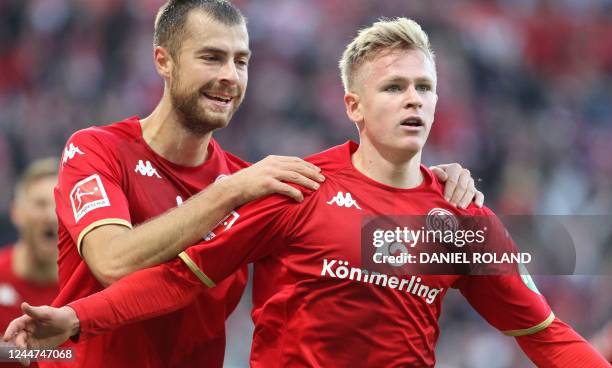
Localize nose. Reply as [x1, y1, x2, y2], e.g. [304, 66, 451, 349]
[404, 85, 423, 109]
[218, 60, 239, 86]
[45, 202, 57, 224]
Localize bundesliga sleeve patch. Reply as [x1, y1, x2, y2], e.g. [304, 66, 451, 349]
[70, 174, 111, 222]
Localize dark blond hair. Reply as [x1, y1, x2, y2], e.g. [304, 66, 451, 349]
[14, 157, 59, 198]
[339, 17, 435, 93]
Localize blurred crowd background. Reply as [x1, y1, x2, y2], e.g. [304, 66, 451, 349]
[0, 0, 610, 367]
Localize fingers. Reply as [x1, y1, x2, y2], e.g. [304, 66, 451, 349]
[277, 164, 323, 190]
[429, 166, 448, 182]
[437, 164, 463, 202]
[281, 161, 325, 183]
[474, 190, 484, 208]
[21, 303, 46, 320]
[448, 170, 471, 207]
[283, 156, 321, 174]
[3, 315, 31, 343]
[270, 182, 304, 202]
[15, 331, 28, 350]
[266, 156, 322, 175]
[457, 178, 476, 209]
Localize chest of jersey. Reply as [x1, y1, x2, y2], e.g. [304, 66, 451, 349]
[115, 144, 235, 224]
[277, 176, 461, 298]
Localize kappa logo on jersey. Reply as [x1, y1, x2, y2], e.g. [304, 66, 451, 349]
[426, 208, 458, 232]
[62, 143, 84, 165]
[70, 174, 111, 222]
[326, 191, 362, 210]
[135, 160, 161, 178]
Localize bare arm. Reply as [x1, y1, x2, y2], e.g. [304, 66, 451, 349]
[83, 155, 324, 286]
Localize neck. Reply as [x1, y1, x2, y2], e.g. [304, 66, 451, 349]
[12, 241, 57, 284]
[352, 140, 423, 189]
[140, 91, 211, 167]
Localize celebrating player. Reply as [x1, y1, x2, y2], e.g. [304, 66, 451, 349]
[8, 1, 482, 367]
[5, 16, 607, 367]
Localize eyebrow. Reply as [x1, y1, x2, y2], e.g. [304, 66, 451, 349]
[382, 75, 434, 84]
[195, 46, 251, 58]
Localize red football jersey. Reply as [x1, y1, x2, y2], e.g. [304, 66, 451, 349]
[0, 245, 58, 368]
[69, 142, 557, 367]
[51, 117, 249, 368]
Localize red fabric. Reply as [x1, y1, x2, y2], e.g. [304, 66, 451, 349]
[516, 318, 610, 367]
[69, 142, 573, 367]
[0, 245, 58, 368]
[48, 117, 249, 368]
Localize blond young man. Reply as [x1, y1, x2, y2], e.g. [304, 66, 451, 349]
[2, 17, 577, 368]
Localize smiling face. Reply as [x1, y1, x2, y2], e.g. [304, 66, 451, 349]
[166, 10, 250, 135]
[12, 175, 58, 263]
[345, 48, 438, 159]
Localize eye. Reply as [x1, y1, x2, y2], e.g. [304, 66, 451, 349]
[416, 84, 432, 92]
[385, 84, 402, 92]
[235, 58, 249, 67]
[201, 55, 220, 62]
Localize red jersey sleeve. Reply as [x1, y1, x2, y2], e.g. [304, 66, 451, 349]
[56, 128, 132, 255]
[516, 318, 611, 367]
[454, 207, 554, 336]
[179, 192, 298, 287]
[68, 193, 298, 338]
[455, 208, 609, 366]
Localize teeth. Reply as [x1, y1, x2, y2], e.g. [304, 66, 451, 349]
[204, 93, 232, 102]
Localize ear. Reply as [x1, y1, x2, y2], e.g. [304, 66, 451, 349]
[344, 92, 363, 126]
[153, 46, 174, 79]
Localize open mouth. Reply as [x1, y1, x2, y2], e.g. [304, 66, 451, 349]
[400, 117, 424, 127]
[202, 92, 233, 104]
[43, 227, 57, 241]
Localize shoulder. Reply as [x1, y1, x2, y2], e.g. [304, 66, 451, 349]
[303, 142, 352, 175]
[65, 117, 140, 149]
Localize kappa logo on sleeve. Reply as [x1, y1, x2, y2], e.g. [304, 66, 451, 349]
[62, 143, 85, 165]
[70, 174, 111, 222]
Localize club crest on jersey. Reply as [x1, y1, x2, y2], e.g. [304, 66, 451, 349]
[62, 143, 84, 165]
[326, 191, 362, 210]
[426, 208, 458, 232]
[70, 174, 111, 222]
[135, 160, 161, 178]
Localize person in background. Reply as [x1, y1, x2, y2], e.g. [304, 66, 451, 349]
[0, 157, 59, 367]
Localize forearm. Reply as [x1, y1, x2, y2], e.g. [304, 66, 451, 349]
[516, 318, 610, 367]
[69, 259, 201, 339]
[95, 180, 241, 283]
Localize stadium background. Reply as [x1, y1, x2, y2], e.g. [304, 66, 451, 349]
[0, 0, 610, 366]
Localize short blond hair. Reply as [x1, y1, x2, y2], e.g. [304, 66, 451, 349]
[339, 17, 435, 93]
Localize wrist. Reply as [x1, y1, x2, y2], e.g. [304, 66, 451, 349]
[63, 306, 81, 337]
[213, 176, 244, 209]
